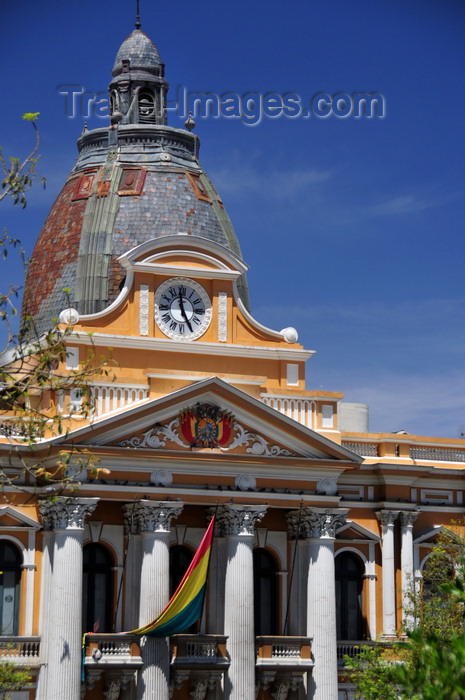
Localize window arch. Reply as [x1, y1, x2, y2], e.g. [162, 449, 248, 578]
[253, 548, 278, 635]
[82, 543, 114, 633]
[335, 551, 364, 640]
[0, 540, 22, 635]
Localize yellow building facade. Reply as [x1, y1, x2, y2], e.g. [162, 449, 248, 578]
[1, 24, 465, 700]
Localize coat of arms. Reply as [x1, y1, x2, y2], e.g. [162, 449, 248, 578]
[180, 404, 233, 448]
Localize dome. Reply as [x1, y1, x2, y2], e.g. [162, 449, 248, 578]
[22, 30, 249, 335]
[112, 29, 162, 76]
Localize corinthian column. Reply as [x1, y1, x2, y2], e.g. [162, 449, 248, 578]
[132, 500, 183, 700]
[218, 504, 266, 700]
[39, 497, 98, 700]
[399, 511, 419, 630]
[289, 507, 347, 700]
[376, 510, 399, 638]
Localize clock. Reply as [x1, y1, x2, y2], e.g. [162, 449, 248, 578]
[154, 277, 212, 340]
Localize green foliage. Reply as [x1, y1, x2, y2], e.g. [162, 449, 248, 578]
[346, 530, 465, 699]
[0, 661, 30, 699]
[344, 644, 402, 699]
[394, 559, 465, 699]
[21, 113, 40, 122]
[0, 117, 115, 498]
[0, 315, 115, 496]
[0, 113, 45, 208]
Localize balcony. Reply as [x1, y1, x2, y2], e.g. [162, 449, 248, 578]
[256, 636, 313, 696]
[170, 635, 229, 695]
[84, 633, 142, 669]
[256, 636, 312, 670]
[170, 634, 229, 671]
[337, 640, 392, 667]
[0, 636, 41, 667]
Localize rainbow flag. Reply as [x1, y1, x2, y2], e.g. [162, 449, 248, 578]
[130, 516, 215, 637]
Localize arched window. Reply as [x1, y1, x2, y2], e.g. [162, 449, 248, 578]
[335, 551, 364, 640]
[254, 548, 278, 635]
[138, 91, 156, 123]
[82, 544, 113, 633]
[0, 541, 22, 635]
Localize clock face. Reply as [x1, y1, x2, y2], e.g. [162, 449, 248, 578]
[154, 278, 212, 340]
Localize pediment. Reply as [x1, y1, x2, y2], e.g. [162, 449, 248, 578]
[0, 505, 39, 530]
[336, 520, 380, 542]
[119, 235, 248, 278]
[67, 377, 360, 466]
[414, 524, 462, 546]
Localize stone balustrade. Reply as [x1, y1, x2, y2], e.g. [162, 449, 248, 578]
[255, 636, 313, 670]
[0, 636, 41, 665]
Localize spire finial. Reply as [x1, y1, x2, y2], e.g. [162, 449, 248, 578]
[135, 0, 141, 29]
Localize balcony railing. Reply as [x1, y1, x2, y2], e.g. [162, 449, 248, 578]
[261, 395, 315, 430]
[256, 636, 313, 670]
[342, 442, 379, 457]
[91, 383, 149, 418]
[170, 635, 229, 671]
[337, 640, 390, 667]
[0, 636, 41, 666]
[84, 633, 142, 668]
[410, 446, 465, 462]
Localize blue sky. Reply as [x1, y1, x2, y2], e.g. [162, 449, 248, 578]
[2, 0, 465, 438]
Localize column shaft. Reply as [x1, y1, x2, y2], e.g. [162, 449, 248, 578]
[137, 531, 170, 700]
[128, 500, 183, 700]
[224, 535, 255, 700]
[35, 531, 53, 700]
[39, 498, 98, 700]
[307, 538, 338, 700]
[219, 504, 266, 700]
[47, 529, 85, 700]
[288, 507, 346, 700]
[400, 512, 419, 629]
[377, 510, 399, 638]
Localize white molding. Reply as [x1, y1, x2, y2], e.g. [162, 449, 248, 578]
[337, 520, 380, 542]
[0, 506, 40, 530]
[139, 284, 149, 336]
[118, 235, 249, 274]
[65, 330, 315, 361]
[145, 250, 232, 270]
[130, 263, 242, 281]
[218, 291, 228, 342]
[145, 372, 264, 385]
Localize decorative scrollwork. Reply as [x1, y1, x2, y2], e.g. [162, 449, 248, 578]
[114, 404, 297, 457]
[115, 418, 184, 449]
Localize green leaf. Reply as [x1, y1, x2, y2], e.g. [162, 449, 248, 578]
[22, 112, 40, 121]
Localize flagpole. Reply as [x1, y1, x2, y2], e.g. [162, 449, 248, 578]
[113, 499, 137, 632]
[283, 501, 303, 635]
[197, 508, 218, 634]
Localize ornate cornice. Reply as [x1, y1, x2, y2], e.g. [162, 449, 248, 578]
[286, 507, 348, 540]
[123, 500, 183, 534]
[39, 498, 98, 531]
[216, 504, 266, 537]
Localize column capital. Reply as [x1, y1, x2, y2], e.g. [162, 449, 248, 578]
[376, 509, 400, 528]
[39, 497, 98, 531]
[217, 504, 266, 536]
[124, 500, 183, 534]
[399, 510, 420, 528]
[286, 507, 348, 540]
